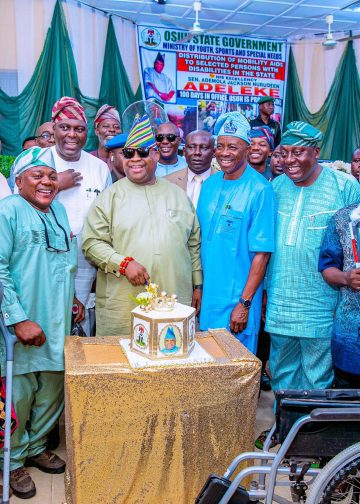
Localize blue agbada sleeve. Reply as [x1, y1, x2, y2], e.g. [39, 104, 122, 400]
[318, 216, 343, 272]
[248, 184, 277, 253]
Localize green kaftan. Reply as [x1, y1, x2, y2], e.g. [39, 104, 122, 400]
[0, 195, 77, 376]
[82, 177, 202, 336]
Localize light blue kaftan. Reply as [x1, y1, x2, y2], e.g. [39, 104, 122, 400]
[197, 168, 276, 354]
[0, 195, 77, 376]
[266, 168, 360, 339]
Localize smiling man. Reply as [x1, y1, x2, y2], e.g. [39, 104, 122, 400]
[0, 147, 83, 498]
[90, 104, 121, 167]
[197, 112, 276, 354]
[265, 121, 360, 392]
[248, 126, 274, 180]
[82, 115, 202, 336]
[144, 52, 175, 103]
[51, 97, 112, 334]
[154, 122, 187, 177]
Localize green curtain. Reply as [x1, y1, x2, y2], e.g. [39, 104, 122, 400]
[284, 43, 360, 162]
[0, 1, 139, 157]
[0, 1, 81, 155]
[83, 16, 140, 148]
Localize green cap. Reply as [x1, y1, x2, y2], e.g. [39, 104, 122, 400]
[258, 97, 275, 105]
[281, 121, 323, 147]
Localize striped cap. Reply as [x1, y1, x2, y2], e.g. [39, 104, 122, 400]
[281, 121, 323, 147]
[94, 104, 120, 126]
[13, 147, 56, 177]
[52, 96, 87, 124]
[124, 114, 156, 148]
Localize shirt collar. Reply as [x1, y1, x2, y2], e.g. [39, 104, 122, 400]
[188, 167, 211, 183]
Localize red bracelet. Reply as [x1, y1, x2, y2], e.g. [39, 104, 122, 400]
[119, 256, 134, 276]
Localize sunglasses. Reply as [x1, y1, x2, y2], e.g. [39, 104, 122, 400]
[155, 134, 178, 143]
[122, 147, 152, 159]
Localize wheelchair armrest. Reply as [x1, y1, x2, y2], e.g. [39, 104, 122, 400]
[310, 407, 360, 421]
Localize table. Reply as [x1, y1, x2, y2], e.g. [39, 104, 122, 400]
[64, 329, 261, 504]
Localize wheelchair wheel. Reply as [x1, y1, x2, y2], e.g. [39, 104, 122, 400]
[306, 442, 360, 503]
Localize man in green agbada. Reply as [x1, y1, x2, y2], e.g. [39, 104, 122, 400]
[82, 115, 202, 336]
[0, 147, 84, 499]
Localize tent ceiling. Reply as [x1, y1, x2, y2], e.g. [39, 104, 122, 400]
[81, 0, 360, 39]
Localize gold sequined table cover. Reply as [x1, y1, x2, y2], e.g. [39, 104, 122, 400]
[64, 329, 261, 504]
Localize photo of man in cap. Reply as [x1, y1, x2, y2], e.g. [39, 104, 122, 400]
[143, 52, 175, 103]
[250, 97, 281, 148]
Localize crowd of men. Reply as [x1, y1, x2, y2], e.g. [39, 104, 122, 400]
[0, 95, 359, 499]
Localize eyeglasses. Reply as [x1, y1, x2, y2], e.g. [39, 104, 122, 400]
[155, 134, 178, 143]
[122, 147, 152, 159]
[37, 207, 70, 253]
[37, 132, 55, 141]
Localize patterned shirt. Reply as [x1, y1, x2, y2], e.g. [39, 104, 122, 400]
[318, 204, 360, 374]
[266, 167, 360, 338]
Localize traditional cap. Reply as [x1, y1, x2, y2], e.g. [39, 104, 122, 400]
[214, 112, 251, 144]
[281, 121, 323, 147]
[258, 96, 275, 105]
[124, 114, 156, 148]
[155, 52, 165, 64]
[249, 126, 274, 150]
[94, 104, 121, 127]
[105, 133, 128, 150]
[13, 147, 55, 177]
[164, 327, 176, 341]
[51, 96, 87, 124]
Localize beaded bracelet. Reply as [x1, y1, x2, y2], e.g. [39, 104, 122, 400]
[119, 256, 134, 276]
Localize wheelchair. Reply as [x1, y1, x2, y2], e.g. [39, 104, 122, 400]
[196, 389, 360, 504]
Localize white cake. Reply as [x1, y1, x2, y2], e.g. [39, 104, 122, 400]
[130, 302, 196, 360]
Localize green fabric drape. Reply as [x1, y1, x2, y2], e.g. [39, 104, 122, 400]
[84, 16, 140, 147]
[0, 1, 81, 156]
[99, 17, 138, 116]
[0, 1, 139, 158]
[284, 43, 360, 162]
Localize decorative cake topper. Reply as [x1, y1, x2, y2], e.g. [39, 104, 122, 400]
[130, 282, 178, 312]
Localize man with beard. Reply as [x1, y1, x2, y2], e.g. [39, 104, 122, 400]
[197, 112, 276, 354]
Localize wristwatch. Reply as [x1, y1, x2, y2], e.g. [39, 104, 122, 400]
[239, 297, 251, 309]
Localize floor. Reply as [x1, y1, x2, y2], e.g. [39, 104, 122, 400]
[6, 390, 276, 504]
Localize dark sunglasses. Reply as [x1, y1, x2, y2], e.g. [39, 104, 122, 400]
[37, 132, 54, 140]
[122, 147, 151, 159]
[155, 134, 178, 143]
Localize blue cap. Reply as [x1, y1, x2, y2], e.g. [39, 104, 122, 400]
[214, 112, 251, 144]
[105, 133, 128, 150]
